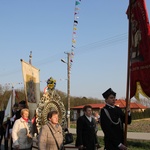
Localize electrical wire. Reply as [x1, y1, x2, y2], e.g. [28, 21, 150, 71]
[0, 33, 128, 81]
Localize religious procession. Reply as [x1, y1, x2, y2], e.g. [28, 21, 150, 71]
[0, 77, 131, 150]
[1, 0, 150, 150]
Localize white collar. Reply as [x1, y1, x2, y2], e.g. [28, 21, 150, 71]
[85, 115, 92, 122]
[106, 103, 115, 108]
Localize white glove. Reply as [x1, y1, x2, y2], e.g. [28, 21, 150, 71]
[10, 118, 14, 122]
[9, 129, 12, 134]
[119, 143, 127, 150]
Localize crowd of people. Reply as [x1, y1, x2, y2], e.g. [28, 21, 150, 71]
[0, 100, 28, 150]
[0, 88, 131, 150]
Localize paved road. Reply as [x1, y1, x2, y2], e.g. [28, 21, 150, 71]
[31, 128, 150, 150]
[1, 129, 150, 150]
[69, 128, 150, 141]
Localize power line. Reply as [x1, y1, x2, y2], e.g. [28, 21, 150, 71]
[75, 33, 127, 54]
[0, 33, 128, 78]
[33, 33, 128, 65]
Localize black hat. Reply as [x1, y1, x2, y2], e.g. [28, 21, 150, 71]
[19, 100, 26, 105]
[13, 103, 18, 107]
[102, 88, 116, 99]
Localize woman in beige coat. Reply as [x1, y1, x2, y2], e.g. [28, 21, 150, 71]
[38, 110, 63, 150]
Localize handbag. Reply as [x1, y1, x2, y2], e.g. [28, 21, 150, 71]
[64, 129, 74, 145]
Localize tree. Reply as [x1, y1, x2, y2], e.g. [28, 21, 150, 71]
[0, 84, 3, 96]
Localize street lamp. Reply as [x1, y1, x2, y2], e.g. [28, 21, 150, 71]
[61, 53, 71, 128]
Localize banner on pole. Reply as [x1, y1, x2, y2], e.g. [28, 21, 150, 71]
[21, 59, 40, 103]
[127, 0, 150, 99]
[3, 95, 12, 123]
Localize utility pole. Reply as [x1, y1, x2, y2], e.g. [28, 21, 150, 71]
[61, 52, 71, 128]
[29, 51, 32, 65]
[67, 52, 71, 128]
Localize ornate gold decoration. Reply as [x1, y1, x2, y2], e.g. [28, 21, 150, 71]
[36, 88, 66, 134]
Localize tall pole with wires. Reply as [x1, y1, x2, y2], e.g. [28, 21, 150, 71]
[67, 52, 71, 128]
[29, 51, 32, 65]
[61, 52, 71, 128]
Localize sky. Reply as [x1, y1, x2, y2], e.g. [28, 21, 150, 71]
[0, 0, 150, 100]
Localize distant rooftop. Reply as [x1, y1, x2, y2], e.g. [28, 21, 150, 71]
[71, 99, 148, 110]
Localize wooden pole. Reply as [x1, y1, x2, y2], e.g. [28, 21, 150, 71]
[124, 0, 132, 146]
[8, 86, 14, 150]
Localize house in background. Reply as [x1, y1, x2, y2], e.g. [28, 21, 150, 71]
[71, 99, 148, 120]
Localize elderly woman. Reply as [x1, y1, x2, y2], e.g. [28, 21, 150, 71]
[12, 108, 33, 150]
[38, 110, 63, 150]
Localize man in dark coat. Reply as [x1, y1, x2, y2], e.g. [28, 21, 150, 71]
[0, 110, 4, 150]
[100, 88, 132, 150]
[75, 105, 100, 150]
[0, 110, 11, 150]
[15, 100, 26, 120]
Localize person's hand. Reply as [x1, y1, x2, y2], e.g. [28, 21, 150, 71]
[14, 145, 19, 150]
[27, 133, 32, 138]
[95, 143, 101, 149]
[9, 129, 12, 134]
[119, 143, 127, 150]
[10, 118, 14, 122]
[78, 145, 86, 149]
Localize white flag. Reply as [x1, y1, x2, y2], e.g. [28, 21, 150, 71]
[3, 95, 12, 123]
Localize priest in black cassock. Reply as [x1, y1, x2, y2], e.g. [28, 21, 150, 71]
[100, 88, 131, 150]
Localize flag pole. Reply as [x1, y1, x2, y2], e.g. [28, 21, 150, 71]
[124, 0, 132, 146]
[29, 51, 32, 65]
[8, 85, 14, 150]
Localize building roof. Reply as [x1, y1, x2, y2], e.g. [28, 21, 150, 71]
[71, 103, 105, 109]
[71, 99, 148, 110]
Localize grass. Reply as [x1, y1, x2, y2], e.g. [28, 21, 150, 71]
[97, 138, 150, 150]
[72, 134, 150, 150]
[127, 140, 150, 150]
[71, 118, 150, 132]
[127, 118, 150, 132]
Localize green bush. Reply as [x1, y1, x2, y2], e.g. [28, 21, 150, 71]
[132, 109, 150, 120]
[127, 140, 150, 150]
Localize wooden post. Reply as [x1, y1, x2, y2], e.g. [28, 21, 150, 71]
[124, 0, 132, 146]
